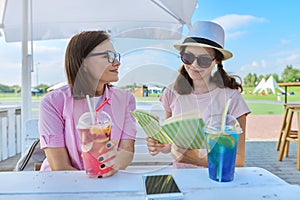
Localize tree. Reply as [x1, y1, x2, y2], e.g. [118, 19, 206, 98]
[250, 73, 257, 86]
[0, 84, 14, 93]
[257, 75, 264, 84]
[12, 85, 21, 93]
[265, 73, 280, 82]
[35, 83, 50, 93]
[243, 73, 257, 87]
[272, 74, 280, 82]
[243, 73, 252, 87]
[281, 65, 300, 82]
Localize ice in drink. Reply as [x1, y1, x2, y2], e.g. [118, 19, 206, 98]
[205, 115, 241, 182]
[77, 111, 113, 178]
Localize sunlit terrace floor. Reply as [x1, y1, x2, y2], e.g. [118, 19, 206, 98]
[1, 114, 299, 185]
[1, 141, 299, 185]
[245, 141, 300, 185]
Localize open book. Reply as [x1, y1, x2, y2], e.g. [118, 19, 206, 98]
[131, 109, 206, 149]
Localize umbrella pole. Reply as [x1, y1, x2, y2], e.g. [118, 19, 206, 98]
[21, 0, 31, 155]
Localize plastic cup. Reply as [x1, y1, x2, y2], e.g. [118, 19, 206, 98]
[205, 115, 242, 182]
[77, 111, 113, 178]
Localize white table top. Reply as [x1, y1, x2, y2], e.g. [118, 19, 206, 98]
[0, 167, 299, 200]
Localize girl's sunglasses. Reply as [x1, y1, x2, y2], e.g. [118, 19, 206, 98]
[180, 52, 215, 68]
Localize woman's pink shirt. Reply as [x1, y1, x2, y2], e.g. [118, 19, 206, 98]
[39, 85, 137, 170]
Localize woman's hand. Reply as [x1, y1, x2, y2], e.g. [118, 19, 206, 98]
[97, 143, 119, 178]
[146, 137, 171, 155]
[101, 139, 135, 178]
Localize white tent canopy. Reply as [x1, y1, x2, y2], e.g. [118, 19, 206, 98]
[0, 0, 197, 42]
[253, 78, 266, 94]
[0, 0, 198, 154]
[253, 76, 285, 94]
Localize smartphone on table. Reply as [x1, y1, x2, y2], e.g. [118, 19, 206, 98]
[143, 174, 183, 200]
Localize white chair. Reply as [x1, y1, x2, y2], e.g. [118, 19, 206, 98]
[15, 119, 45, 171]
[24, 119, 39, 150]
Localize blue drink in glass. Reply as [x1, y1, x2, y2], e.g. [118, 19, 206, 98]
[206, 131, 239, 182]
[205, 115, 242, 182]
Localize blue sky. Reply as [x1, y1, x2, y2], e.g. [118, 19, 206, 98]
[0, 0, 299, 86]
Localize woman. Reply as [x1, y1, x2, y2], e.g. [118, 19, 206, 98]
[146, 21, 250, 167]
[39, 31, 137, 178]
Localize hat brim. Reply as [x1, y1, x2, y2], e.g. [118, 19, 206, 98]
[174, 42, 233, 60]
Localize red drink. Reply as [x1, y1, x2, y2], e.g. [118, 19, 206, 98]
[77, 111, 113, 178]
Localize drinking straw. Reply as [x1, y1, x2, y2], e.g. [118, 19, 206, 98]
[218, 98, 232, 181]
[96, 97, 110, 113]
[85, 95, 95, 124]
[217, 148, 225, 182]
[221, 98, 232, 132]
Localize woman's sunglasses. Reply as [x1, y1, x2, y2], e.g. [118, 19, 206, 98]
[180, 52, 215, 68]
[87, 51, 121, 63]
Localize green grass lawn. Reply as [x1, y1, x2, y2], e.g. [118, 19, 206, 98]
[1, 86, 299, 115]
[0, 93, 42, 102]
[135, 97, 286, 115]
[243, 86, 300, 102]
[246, 102, 285, 115]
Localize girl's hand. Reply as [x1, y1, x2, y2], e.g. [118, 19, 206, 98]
[146, 137, 171, 155]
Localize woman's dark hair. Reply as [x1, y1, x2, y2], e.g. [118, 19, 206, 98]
[174, 47, 243, 94]
[65, 30, 110, 99]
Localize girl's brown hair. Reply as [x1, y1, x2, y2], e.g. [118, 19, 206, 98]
[65, 31, 110, 99]
[174, 47, 243, 94]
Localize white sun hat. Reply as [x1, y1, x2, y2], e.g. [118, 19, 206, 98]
[174, 21, 233, 60]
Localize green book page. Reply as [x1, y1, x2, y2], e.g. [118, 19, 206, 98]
[132, 110, 206, 149]
[162, 118, 206, 149]
[131, 110, 172, 144]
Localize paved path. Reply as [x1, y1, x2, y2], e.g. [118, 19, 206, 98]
[245, 141, 300, 185]
[244, 114, 300, 185]
[246, 114, 283, 141]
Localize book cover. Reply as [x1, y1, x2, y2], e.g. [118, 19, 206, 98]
[131, 109, 206, 149]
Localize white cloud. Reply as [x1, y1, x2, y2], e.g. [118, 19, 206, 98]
[0, 61, 22, 85]
[261, 59, 267, 68]
[213, 14, 266, 30]
[251, 61, 258, 68]
[281, 39, 290, 45]
[37, 60, 66, 85]
[117, 64, 178, 87]
[226, 31, 247, 40]
[237, 52, 300, 79]
[270, 49, 300, 69]
[276, 53, 300, 66]
[212, 14, 267, 40]
[273, 49, 298, 57]
[237, 59, 270, 78]
[33, 44, 62, 54]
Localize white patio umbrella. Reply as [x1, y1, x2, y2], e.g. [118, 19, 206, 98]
[0, 0, 197, 154]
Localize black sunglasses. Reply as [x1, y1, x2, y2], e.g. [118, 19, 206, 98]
[180, 52, 215, 68]
[87, 51, 121, 63]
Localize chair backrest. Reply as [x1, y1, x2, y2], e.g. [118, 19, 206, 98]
[14, 119, 46, 171]
[25, 118, 39, 139]
[14, 138, 45, 171]
[25, 119, 39, 149]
